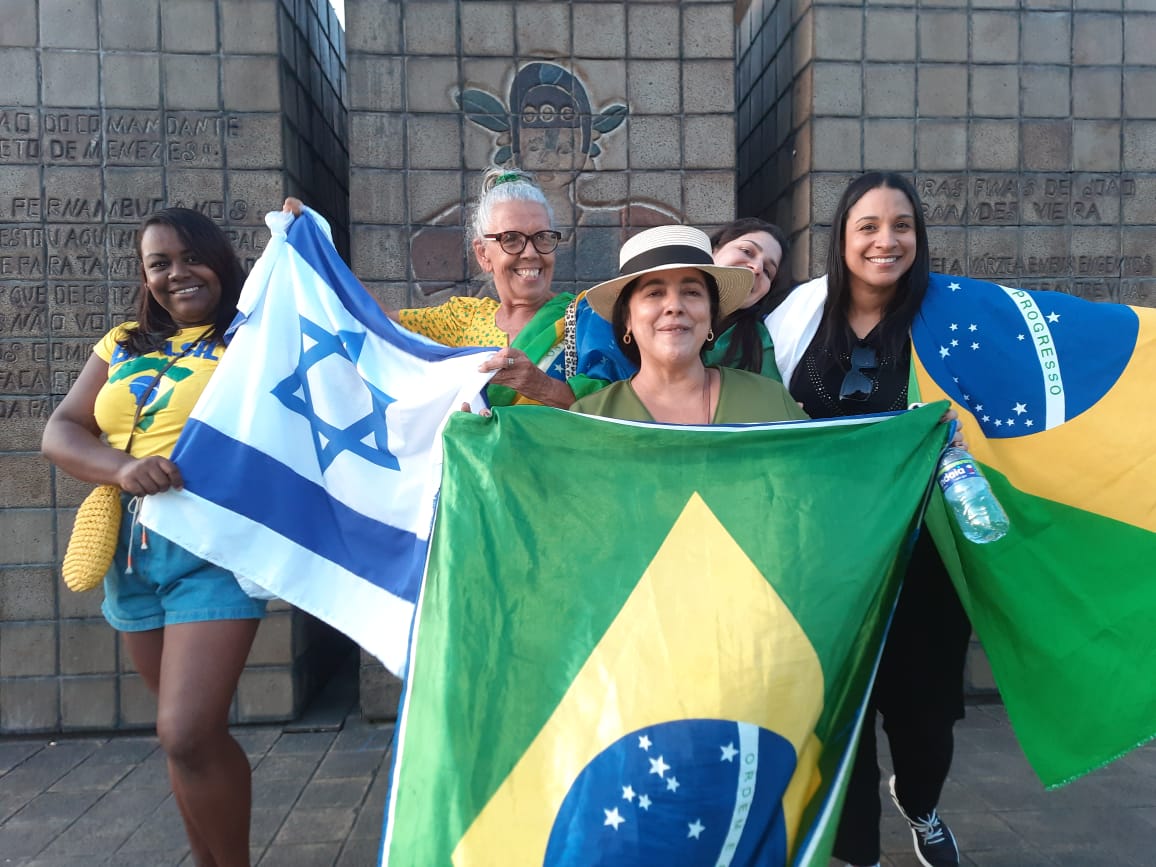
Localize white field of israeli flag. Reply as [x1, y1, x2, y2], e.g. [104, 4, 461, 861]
[141, 207, 495, 675]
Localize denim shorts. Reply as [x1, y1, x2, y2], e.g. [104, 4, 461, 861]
[101, 497, 267, 632]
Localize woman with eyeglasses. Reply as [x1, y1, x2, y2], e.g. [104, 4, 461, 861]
[767, 172, 968, 867]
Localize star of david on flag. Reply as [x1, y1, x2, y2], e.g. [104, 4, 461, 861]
[141, 207, 496, 675]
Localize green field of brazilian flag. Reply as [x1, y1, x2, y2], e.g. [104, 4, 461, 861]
[381, 405, 949, 866]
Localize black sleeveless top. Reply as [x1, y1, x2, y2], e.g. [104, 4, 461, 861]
[789, 326, 911, 419]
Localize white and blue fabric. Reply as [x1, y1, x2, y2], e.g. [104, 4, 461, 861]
[141, 207, 495, 675]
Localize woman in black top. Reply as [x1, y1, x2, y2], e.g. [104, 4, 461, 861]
[769, 172, 969, 867]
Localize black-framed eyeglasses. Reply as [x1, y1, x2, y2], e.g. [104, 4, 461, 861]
[482, 230, 562, 255]
[839, 345, 879, 402]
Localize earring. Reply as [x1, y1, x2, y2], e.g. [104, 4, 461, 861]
[623, 330, 632, 345]
[707, 329, 715, 342]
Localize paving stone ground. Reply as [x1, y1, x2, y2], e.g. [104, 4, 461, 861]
[0, 701, 1152, 866]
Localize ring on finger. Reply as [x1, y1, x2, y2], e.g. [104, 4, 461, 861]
[506, 357, 515, 368]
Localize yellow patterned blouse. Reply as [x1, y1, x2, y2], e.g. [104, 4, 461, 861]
[397, 296, 507, 348]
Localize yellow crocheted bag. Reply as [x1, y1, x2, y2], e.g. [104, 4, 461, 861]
[62, 484, 122, 592]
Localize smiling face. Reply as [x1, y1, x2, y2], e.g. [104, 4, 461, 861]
[625, 267, 714, 369]
[712, 230, 783, 310]
[842, 185, 918, 299]
[139, 223, 223, 328]
[472, 199, 555, 306]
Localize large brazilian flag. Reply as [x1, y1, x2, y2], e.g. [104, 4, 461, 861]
[911, 273, 1156, 787]
[381, 404, 947, 866]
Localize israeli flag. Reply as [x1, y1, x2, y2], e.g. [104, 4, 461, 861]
[141, 207, 495, 675]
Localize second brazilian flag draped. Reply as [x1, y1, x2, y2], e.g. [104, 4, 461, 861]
[382, 404, 947, 866]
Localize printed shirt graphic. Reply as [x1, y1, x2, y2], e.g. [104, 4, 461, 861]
[382, 405, 947, 866]
[93, 324, 221, 458]
[911, 272, 1156, 787]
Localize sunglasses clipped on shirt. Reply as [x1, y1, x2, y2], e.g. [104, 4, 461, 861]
[482, 230, 562, 256]
[839, 344, 879, 402]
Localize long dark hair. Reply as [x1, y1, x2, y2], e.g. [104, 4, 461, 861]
[818, 172, 930, 360]
[120, 208, 245, 355]
[709, 218, 790, 373]
[610, 271, 721, 368]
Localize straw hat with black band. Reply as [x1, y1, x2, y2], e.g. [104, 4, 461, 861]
[585, 225, 754, 323]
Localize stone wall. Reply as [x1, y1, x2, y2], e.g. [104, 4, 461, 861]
[342, 0, 740, 718]
[738, 0, 1156, 309]
[0, 0, 350, 734]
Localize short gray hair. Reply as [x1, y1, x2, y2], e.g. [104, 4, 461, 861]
[469, 167, 554, 242]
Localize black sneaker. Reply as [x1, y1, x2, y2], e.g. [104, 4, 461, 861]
[889, 775, 960, 867]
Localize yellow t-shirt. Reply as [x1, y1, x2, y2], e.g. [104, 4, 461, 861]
[93, 324, 223, 459]
[397, 296, 506, 348]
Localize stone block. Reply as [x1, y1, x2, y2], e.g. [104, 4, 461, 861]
[1121, 176, 1156, 222]
[0, 567, 56, 621]
[864, 11, 916, 62]
[971, 11, 1020, 63]
[628, 60, 681, 114]
[407, 115, 461, 169]
[161, 0, 219, 53]
[247, 610, 293, 667]
[1122, 227, 1156, 270]
[1124, 16, 1156, 64]
[350, 56, 403, 112]
[349, 113, 406, 169]
[61, 676, 118, 730]
[0, 0, 38, 46]
[1021, 225, 1073, 270]
[60, 620, 116, 675]
[1073, 120, 1122, 170]
[351, 225, 408, 281]
[237, 668, 297, 721]
[971, 66, 1019, 118]
[406, 58, 457, 113]
[573, 3, 627, 58]
[226, 114, 283, 170]
[39, 0, 98, 48]
[573, 59, 627, 109]
[815, 6, 863, 61]
[1073, 68, 1122, 118]
[118, 674, 158, 727]
[102, 54, 161, 109]
[863, 119, 915, 171]
[0, 509, 53, 565]
[53, 473, 87, 510]
[57, 573, 103, 620]
[812, 63, 862, 116]
[792, 9, 814, 76]
[461, 2, 514, 56]
[969, 120, 1020, 170]
[1023, 121, 1073, 171]
[162, 55, 221, 110]
[0, 47, 36, 105]
[1021, 67, 1071, 118]
[1123, 120, 1156, 169]
[1021, 12, 1071, 64]
[811, 118, 861, 171]
[41, 51, 100, 107]
[926, 226, 967, 273]
[916, 120, 967, 170]
[221, 0, 279, 54]
[919, 12, 968, 62]
[407, 170, 461, 223]
[684, 114, 735, 169]
[1120, 278, 1156, 308]
[403, 2, 457, 55]
[347, 169, 404, 224]
[225, 170, 283, 226]
[223, 57, 281, 112]
[684, 61, 734, 114]
[168, 169, 226, 212]
[346, 0, 401, 54]
[0, 620, 58, 676]
[684, 172, 735, 225]
[630, 171, 684, 216]
[628, 3, 679, 58]
[917, 65, 968, 116]
[1124, 70, 1156, 118]
[864, 64, 915, 117]
[629, 115, 681, 169]
[683, 4, 733, 59]
[359, 658, 402, 721]
[0, 677, 59, 731]
[0, 454, 51, 508]
[575, 171, 628, 209]
[968, 226, 1019, 280]
[1073, 13, 1123, 65]
[516, 2, 570, 57]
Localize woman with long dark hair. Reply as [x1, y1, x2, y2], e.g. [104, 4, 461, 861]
[43, 208, 264, 867]
[768, 172, 968, 867]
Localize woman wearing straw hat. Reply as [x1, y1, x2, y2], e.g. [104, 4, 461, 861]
[572, 225, 807, 424]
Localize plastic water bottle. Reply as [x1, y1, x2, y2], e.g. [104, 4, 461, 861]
[936, 446, 1010, 544]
